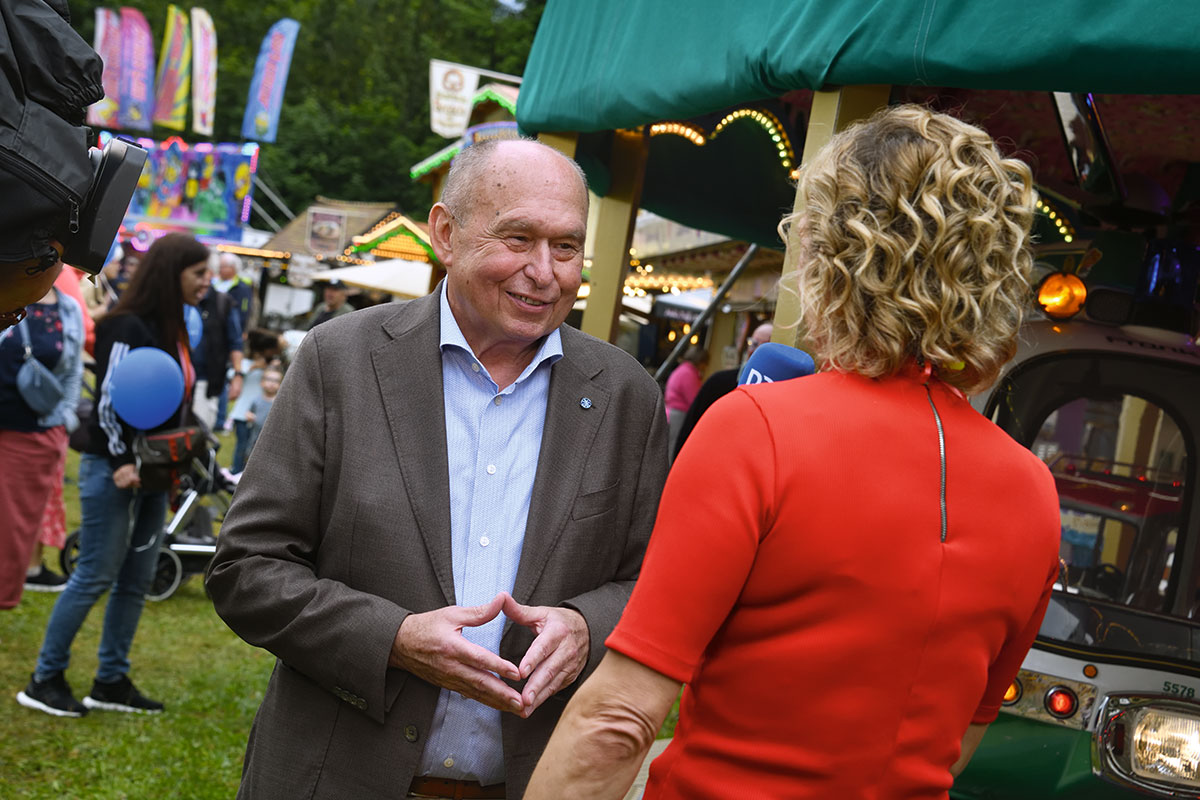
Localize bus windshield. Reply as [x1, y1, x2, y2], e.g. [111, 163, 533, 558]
[1027, 392, 1200, 663]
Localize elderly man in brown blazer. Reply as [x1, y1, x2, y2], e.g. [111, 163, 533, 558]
[206, 138, 669, 800]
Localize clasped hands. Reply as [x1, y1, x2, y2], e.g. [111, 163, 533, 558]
[389, 592, 588, 718]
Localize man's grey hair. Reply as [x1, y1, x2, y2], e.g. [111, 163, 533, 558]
[218, 251, 243, 272]
[439, 138, 589, 224]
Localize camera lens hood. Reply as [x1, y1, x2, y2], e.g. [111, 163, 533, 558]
[60, 138, 148, 275]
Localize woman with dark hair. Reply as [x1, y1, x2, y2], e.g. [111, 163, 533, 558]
[527, 105, 1060, 798]
[17, 233, 210, 718]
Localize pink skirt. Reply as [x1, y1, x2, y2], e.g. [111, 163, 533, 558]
[37, 433, 70, 550]
[0, 427, 68, 609]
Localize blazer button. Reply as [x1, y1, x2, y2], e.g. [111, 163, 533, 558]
[404, 725, 419, 742]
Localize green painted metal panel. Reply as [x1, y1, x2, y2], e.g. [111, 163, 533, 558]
[951, 715, 1136, 800]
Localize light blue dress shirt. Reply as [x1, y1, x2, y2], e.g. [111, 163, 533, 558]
[416, 284, 563, 785]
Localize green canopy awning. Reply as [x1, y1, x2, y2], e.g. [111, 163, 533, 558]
[517, 1, 1200, 247]
[518, 0, 1200, 134]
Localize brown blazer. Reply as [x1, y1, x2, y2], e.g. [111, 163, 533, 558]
[206, 290, 669, 799]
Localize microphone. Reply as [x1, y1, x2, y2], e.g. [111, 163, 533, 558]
[737, 342, 816, 386]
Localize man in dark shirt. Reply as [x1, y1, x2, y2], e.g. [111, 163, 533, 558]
[191, 287, 244, 429]
[304, 278, 353, 330]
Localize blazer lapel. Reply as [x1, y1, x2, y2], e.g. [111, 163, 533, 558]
[371, 293, 456, 607]
[510, 327, 609, 605]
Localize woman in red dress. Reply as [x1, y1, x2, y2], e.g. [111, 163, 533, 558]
[525, 105, 1060, 799]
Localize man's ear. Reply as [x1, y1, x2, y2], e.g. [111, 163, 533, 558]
[428, 203, 454, 267]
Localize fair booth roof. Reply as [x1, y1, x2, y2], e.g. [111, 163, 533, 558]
[310, 259, 433, 299]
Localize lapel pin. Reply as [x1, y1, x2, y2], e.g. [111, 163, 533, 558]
[580, 397, 593, 409]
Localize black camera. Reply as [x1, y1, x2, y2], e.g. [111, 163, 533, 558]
[0, 0, 146, 278]
[59, 138, 149, 275]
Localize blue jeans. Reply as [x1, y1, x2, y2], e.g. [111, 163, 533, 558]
[232, 420, 251, 473]
[214, 382, 231, 429]
[35, 454, 168, 683]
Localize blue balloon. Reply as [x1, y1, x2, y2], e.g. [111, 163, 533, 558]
[110, 347, 185, 429]
[183, 303, 203, 350]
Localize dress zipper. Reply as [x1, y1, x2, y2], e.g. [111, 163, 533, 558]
[925, 384, 948, 542]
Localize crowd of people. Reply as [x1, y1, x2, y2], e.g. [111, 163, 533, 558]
[1, 107, 1061, 800]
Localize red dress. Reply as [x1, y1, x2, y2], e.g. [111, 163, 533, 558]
[607, 366, 1060, 799]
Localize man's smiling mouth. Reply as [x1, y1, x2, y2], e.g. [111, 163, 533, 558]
[510, 292, 550, 307]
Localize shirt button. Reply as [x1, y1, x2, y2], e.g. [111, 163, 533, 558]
[443, 757, 455, 768]
[486, 464, 496, 475]
[479, 536, 490, 547]
[494, 396, 502, 406]
[471, 363, 480, 372]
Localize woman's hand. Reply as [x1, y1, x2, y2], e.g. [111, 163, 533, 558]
[112, 463, 141, 489]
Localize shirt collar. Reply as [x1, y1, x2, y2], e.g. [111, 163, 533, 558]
[438, 281, 563, 382]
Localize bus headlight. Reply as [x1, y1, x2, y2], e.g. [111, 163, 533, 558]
[1094, 694, 1200, 794]
[1133, 710, 1200, 787]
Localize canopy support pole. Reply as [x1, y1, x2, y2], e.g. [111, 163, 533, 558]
[654, 243, 759, 383]
[706, 303, 738, 373]
[772, 84, 892, 346]
[537, 131, 579, 159]
[578, 129, 648, 343]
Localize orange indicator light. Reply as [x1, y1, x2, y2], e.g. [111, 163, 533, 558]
[1083, 664, 1098, 678]
[1003, 680, 1022, 705]
[1037, 273, 1087, 319]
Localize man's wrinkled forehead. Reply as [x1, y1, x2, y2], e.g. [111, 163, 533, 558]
[479, 143, 587, 208]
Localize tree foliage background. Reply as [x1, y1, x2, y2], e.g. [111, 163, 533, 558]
[66, 0, 546, 228]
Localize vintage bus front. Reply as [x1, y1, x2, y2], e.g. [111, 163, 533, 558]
[953, 241, 1200, 799]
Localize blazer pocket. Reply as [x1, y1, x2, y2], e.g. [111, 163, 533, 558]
[571, 480, 620, 521]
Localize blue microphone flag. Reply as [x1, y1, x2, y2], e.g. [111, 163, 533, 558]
[737, 343, 816, 386]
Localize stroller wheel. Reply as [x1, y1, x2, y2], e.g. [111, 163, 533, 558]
[59, 530, 82, 576]
[146, 548, 184, 602]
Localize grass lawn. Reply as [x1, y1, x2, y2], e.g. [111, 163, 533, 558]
[1, 429, 677, 799]
[1, 430, 275, 800]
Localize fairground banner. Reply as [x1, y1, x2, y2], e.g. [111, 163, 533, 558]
[241, 18, 300, 143]
[104, 132, 259, 242]
[152, 5, 191, 130]
[87, 8, 122, 128]
[117, 7, 155, 132]
[429, 59, 481, 138]
[191, 8, 218, 136]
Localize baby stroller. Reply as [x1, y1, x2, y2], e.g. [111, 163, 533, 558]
[60, 436, 236, 601]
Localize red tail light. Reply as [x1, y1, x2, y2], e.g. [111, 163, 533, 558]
[1046, 686, 1079, 718]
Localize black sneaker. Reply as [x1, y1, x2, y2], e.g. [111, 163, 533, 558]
[83, 675, 164, 714]
[24, 566, 68, 592]
[16, 672, 88, 717]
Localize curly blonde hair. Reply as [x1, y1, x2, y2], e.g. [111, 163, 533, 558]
[781, 104, 1036, 394]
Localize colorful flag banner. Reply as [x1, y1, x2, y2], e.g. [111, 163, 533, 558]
[117, 7, 155, 132]
[191, 8, 218, 136]
[152, 5, 191, 130]
[429, 60, 481, 138]
[87, 8, 122, 128]
[241, 18, 300, 143]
